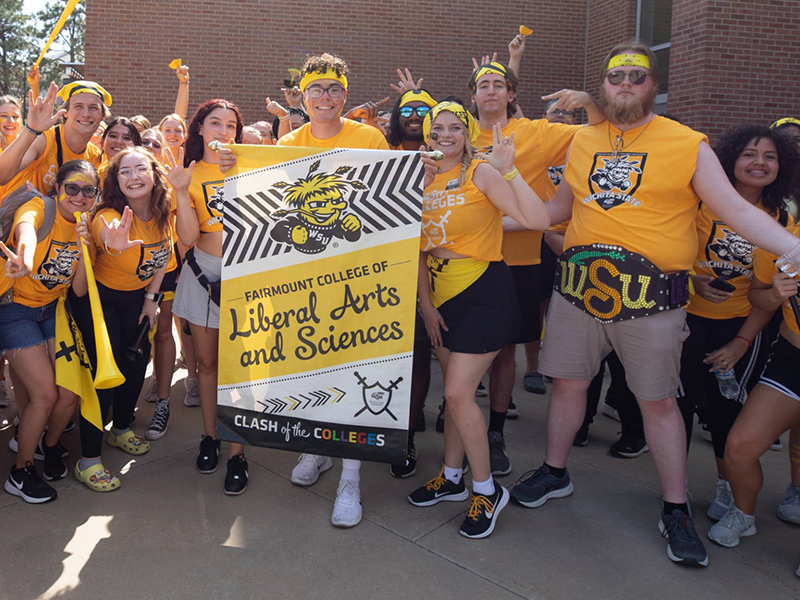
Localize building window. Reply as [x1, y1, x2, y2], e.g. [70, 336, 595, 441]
[637, 0, 672, 110]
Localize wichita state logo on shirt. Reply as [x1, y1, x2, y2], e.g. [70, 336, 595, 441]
[203, 179, 225, 227]
[585, 153, 647, 210]
[34, 241, 80, 290]
[136, 240, 172, 281]
[699, 221, 754, 280]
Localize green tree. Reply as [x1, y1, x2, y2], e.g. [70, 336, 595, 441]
[0, 0, 35, 99]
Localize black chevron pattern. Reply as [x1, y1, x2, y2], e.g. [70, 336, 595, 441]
[223, 152, 424, 267]
[256, 387, 346, 415]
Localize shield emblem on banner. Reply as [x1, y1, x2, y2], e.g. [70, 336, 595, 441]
[353, 372, 402, 421]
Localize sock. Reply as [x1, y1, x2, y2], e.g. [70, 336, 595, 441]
[544, 462, 566, 478]
[443, 465, 463, 484]
[488, 409, 507, 435]
[663, 501, 689, 516]
[110, 426, 128, 436]
[79, 457, 101, 471]
[340, 458, 361, 483]
[472, 476, 495, 496]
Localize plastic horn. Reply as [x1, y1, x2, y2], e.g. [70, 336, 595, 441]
[73, 212, 125, 389]
[208, 140, 228, 152]
[424, 150, 445, 161]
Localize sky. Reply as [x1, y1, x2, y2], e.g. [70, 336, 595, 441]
[22, 0, 52, 15]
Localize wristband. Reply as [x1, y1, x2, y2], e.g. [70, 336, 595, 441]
[502, 167, 520, 182]
[735, 335, 752, 348]
[279, 114, 290, 121]
[103, 241, 123, 256]
[144, 292, 164, 303]
[24, 122, 43, 136]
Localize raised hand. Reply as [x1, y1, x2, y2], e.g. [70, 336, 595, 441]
[176, 65, 190, 84]
[471, 52, 498, 72]
[508, 34, 526, 60]
[163, 146, 195, 190]
[475, 124, 516, 175]
[27, 64, 40, 99]
[541, 89, 592, 115]
[344, 97, 390, 121]
[0, 241, 30, 279]
[390, 68, 424, 94]
[101, 206, 144, 252]
[26, 82, 66, 134]
[281, 86, 303, 108]
[266, 97, 289, 118]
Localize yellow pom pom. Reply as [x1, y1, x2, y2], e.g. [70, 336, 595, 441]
[519, 25, 533, 36]
[168, 59, 182, 70]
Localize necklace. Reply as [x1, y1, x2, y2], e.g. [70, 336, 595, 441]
[608, 116, 654, 162]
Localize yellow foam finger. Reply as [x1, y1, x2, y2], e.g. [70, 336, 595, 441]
[169, 58, 182, 70]
[519, 25, 533, 36]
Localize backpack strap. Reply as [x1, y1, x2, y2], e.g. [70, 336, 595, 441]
[54, 125, 64, 168]
[36, 196, 57, 243]
[779, 207, 789, 227]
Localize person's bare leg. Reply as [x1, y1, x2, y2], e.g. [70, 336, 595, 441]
[45, 388, 78, 446]
[637, 396, 687, 503]
[154, 300, 177, 399]
[544, 377, 591, 468]
[189, 324, 219, 437]
[9, 365, 28, 415]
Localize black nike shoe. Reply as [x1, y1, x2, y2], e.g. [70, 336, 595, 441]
[459, 485, 510, 539]
[224, 454, 249, 495]
[390, 440, 418, 479]
[408, 469, 469, 506]
[197, 435, 221, 474]
[4, 463, 57, 503]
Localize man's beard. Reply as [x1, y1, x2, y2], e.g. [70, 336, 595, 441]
[600, 86, 657, 125]
[402, 123, 424, 141]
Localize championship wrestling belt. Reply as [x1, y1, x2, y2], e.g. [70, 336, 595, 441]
[554, 244, 689, 324]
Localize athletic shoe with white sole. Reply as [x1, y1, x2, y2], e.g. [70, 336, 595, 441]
[197, 436, 221, 473]
[609, 434, 649, 458]
[331, 480, 362, 527]
[4, 463, 57, 503]
[146, 399, 170, 440]
[707, 478, 734, 522]
[659, 509, 708, 567]
[506, 398, 519, 420]
[488, 431, 512, 476]
[510, 464, 573, 508]
[291, 454, 333, 486]
[459, 485, 510, 539]
[224, 455, 249, 495]
[708, 507, 757, 548]
[184, 377, 200, 407]
[408, 469, 469, 506]
[777, 484, 800, 525]
[144, 377, 158, 403]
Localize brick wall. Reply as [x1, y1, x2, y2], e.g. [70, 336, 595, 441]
[584, 0, 638, 98]
[85, 0, 587, 126]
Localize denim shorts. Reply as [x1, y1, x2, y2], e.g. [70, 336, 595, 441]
[0, 300, 57, 353]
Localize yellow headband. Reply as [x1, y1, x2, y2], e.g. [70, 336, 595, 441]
[423, 101, 480, 145]
[299, 69, 348, 92]
[57, 81, 112, 107]
[607, 54, 651, 71]
[399, 89, 437, 109]
[771, 117, 800, 130]
[471, 61, 509, 90]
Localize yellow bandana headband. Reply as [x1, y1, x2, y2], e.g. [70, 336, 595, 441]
[299, 69, 348, 92]
[471, 61, 509, 90]
[57, 81, 112, 106]
[771, 117, 800, 130]
[607, 54, 651, 71]
[399, 89, 437, 108]
[423, 101, 480, 145]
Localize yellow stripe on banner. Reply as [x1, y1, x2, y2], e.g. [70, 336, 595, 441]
[55, 295, 103, 431]
[33, 0, 82, 68]
[224, 144, 326, 176]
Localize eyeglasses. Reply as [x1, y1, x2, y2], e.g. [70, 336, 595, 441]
[118, 165, 152, 179]
[399, 106, 431, 119]
[305, 85, 345, 100]
[62, 183, 98, 198]
[605, 69, 649, 85]
[549, 109, 575, 118]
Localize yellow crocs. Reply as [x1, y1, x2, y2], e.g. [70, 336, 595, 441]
[107, 429, 150, 455]
[74, 462, 121, 492]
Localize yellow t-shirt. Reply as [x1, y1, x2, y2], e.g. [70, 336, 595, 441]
[277, 119, 390, 151]
[421, 160, 502, 262]
[188, 161, 225, 234]
[475, 118, 579, 266]
[92, 208, 173, 291]
[9, 198, 80, 307]
[689, 203, 793, 319]
[1, 126, 102, 200]
[753, 223, 800, 336]
[564, 116, 708, 273]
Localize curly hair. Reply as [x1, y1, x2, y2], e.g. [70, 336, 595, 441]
[184, 99, 244, 167]
[714, 125, 800, 215]
[99, 147, 172, 237]
[301, 53, 349, 79]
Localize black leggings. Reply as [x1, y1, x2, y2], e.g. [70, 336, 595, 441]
[677, 313, 767, 458]
[583, 351, 643, 436]
[70, 284, 150, 458]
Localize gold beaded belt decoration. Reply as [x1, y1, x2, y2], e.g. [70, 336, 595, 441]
[554, 244, 689, 324]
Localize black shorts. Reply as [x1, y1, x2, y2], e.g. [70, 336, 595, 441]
[510, 264, 541, 344]
[535, 239, 558, 303]
[438, 261, 521, 354]
[759, 335, 800, 402]
[161, 267, 179, 293]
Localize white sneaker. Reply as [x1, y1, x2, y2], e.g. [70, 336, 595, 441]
[0, 380, 10, 408]
[600, 399, 620, 422]
[291, 454, 332, 486]
[331, 479, 362, 527]
[183, 377, 200, 407]
[144, 377, 158, 403]
[708, 507, 756, 548]
[777, 484, 800, 525]
[706, 478, 734, 522]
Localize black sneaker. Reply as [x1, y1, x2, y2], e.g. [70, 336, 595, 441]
[610, 434, 649, 458]
[488, 431, 512, 476]
[146, 399, 170, 440]
[573, 426, 589, 447]
[224, 454, 249, 495]
[42, 441, 68, 481]
[197, 435, 221, 473]
[35, 433, 68, 461]
[415, 410, 426, 432]
[436, 399, 446, 433]
[4, 463, 57, 503]
[510, 464, 574, 508]
[659, 509, 709, 567]
[390, 440, 417, 478]
[459, 485, 510, 539]
[408, 469, 469, 506]
[506, 398, 519, 420]
[475, 382, 488, 397]
[64, 420, 75, 433]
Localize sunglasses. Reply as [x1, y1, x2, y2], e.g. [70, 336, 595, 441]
[62, 183, 98, 198]
[305, 85, 345, 99]
[549, 109, 575, 117]
[605, 69, 649, 85]
[399, 106, 431, 119]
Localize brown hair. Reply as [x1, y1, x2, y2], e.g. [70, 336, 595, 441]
[301, 53, 349, 79]
[158, 113, 187, 134]
[468, 64, 520, 120]
[99, 147, 172, 237]
[599, 41, 660, 92]
[0, 95, 21, 149]
[130, 115, 152, 130]
[141, 127, 167, 160]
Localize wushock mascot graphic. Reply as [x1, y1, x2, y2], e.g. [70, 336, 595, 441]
[269, 160, 367, 254]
